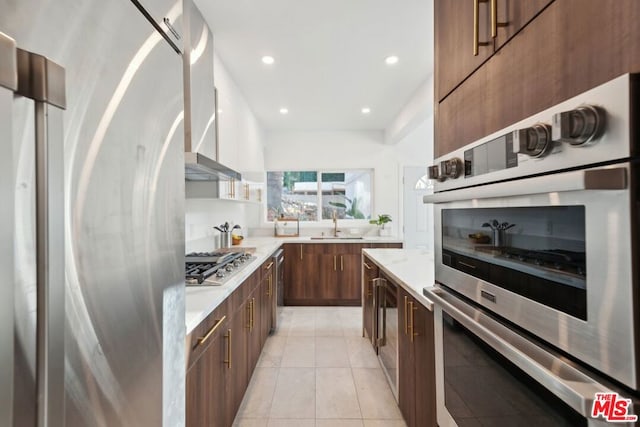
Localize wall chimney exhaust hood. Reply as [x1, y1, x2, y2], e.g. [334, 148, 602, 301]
[185, 152, 241, 181]
[183, 0, 241, 182]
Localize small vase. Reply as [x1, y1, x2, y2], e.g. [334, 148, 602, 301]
[378, 228, 390, 237]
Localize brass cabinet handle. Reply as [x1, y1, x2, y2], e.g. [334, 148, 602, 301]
[265, 261, 274, 270]
[224, 329, 231, 368]
[490, 0, 508, 38]
[410, 301, 418, 343]
[363, 262, 372, 270]
[334, 255, 337, 271]
[459, 261, 477, 270]
[267, 274, 272, 297]
[300, 245, 303, 260]
[251, 298, 255, 330]
[473, 0, 490, 56]
[197, 315, 227, 347]
[404, 296, 409, 335]
[246, 301, 252, 329]
[340, 256, 344, 271]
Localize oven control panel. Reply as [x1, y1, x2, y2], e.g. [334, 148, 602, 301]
[428, 73, 635, 191]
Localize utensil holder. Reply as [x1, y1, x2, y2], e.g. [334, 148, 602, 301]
[220, 231, 232, 248]
[493, 229, 505, 247]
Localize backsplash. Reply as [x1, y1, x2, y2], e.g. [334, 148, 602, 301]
[185, 199, 261, 253]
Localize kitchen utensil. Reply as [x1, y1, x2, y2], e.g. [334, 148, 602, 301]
[492, 219, 499, 228]
[214, 226, 224, 232]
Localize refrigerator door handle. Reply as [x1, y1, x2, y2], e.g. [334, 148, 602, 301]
[16, 47, 66, 427]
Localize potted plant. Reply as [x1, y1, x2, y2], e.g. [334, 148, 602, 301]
[369, 214, 392, 236]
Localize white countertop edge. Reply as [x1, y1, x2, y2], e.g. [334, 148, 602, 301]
[362, 248, 436, 311]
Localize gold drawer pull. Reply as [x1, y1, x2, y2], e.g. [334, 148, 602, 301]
[404, 296, 409, 335]
[197, 315, 227, 346]
[265, 261, 274, 270]
[340, 256, 344, 271]
[473, 0, 490, 56]
[490, 0, 508, 38]
[363, 262, 372, 270]
[224, 329, 231, 368]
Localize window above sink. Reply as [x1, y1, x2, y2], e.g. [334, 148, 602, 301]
[266, 169, 373, 223]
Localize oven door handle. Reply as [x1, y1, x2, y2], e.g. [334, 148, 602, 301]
[424, 286, 622, 418]
[423, 166, 627, 203]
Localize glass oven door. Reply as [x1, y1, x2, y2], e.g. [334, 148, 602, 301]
[424, 286, 638, 427]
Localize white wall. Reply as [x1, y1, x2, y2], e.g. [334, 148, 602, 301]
[185, 52, 266, 252]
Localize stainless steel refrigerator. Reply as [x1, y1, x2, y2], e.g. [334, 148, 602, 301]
[1, 0, 186, 425]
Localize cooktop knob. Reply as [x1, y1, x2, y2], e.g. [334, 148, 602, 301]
[440, 158, 463, 180]
[552, 105, 606, 146]
[216, 271, 225, 278]
[513, 124, 552, 158]
[225, 265, 233, 272]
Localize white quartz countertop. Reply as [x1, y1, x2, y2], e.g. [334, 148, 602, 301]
[185, 236, 403, 334]
[362, 248, 435, 311]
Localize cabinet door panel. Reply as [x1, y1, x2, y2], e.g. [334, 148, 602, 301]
[362, 256, 379, 342]
[186, 333, 228, 427]
[228, 309, 248, 420]
[494, 0, 553, 49]
[338, 254, 361, 304]
[436, 0, 494, 101]
[318, 254, 340, 300]
[413, 301, 436, 427]
[284, 244, 305, 303]
[397, 288, 415, 427]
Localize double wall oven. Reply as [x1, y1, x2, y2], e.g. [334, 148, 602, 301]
[424, 74, 639, 426]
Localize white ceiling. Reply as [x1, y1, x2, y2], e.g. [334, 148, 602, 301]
[194, 0, 433, 132]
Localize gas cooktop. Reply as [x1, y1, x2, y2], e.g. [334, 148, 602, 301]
[185, 251, 255, 286]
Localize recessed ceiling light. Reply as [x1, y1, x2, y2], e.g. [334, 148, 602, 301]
[262, 55, 275, 65]
[279, 108, 289, 115]
[385, 55, 399, 65]
[361, 107, 371, 114]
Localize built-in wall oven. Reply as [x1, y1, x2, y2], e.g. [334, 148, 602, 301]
[424, 73, 639, 425]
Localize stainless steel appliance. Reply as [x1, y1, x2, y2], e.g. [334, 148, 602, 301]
[424, 73, 640, 425]
[272, 248, 284, 332]
[2, 1, 186, 425]
[182, 0, 240, 183]
[185, 251, 256, 285]
[374, 274, 399, 400]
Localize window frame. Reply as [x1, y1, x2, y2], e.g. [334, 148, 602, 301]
[265, 168, 374, 224]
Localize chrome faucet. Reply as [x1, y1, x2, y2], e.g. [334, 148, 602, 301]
[332, 210, 340, 237]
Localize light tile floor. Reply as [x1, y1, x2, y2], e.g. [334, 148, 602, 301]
[233, 307, 407, 427]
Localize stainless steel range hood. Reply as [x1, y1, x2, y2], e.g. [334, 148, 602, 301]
[185, 152, 241, 181]
[183, 0, 241, 182]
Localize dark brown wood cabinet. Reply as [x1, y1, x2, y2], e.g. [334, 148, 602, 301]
[260, 258, 275, 346]
[397, 287, 436, 427]
[186, 309, 230, 427]
[435, 0, 640, 157]
[187, 251, 279, 427]
[435, 0, 551, 102]
[284, 242, 402, 306]
[361, 255, 379, 343]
